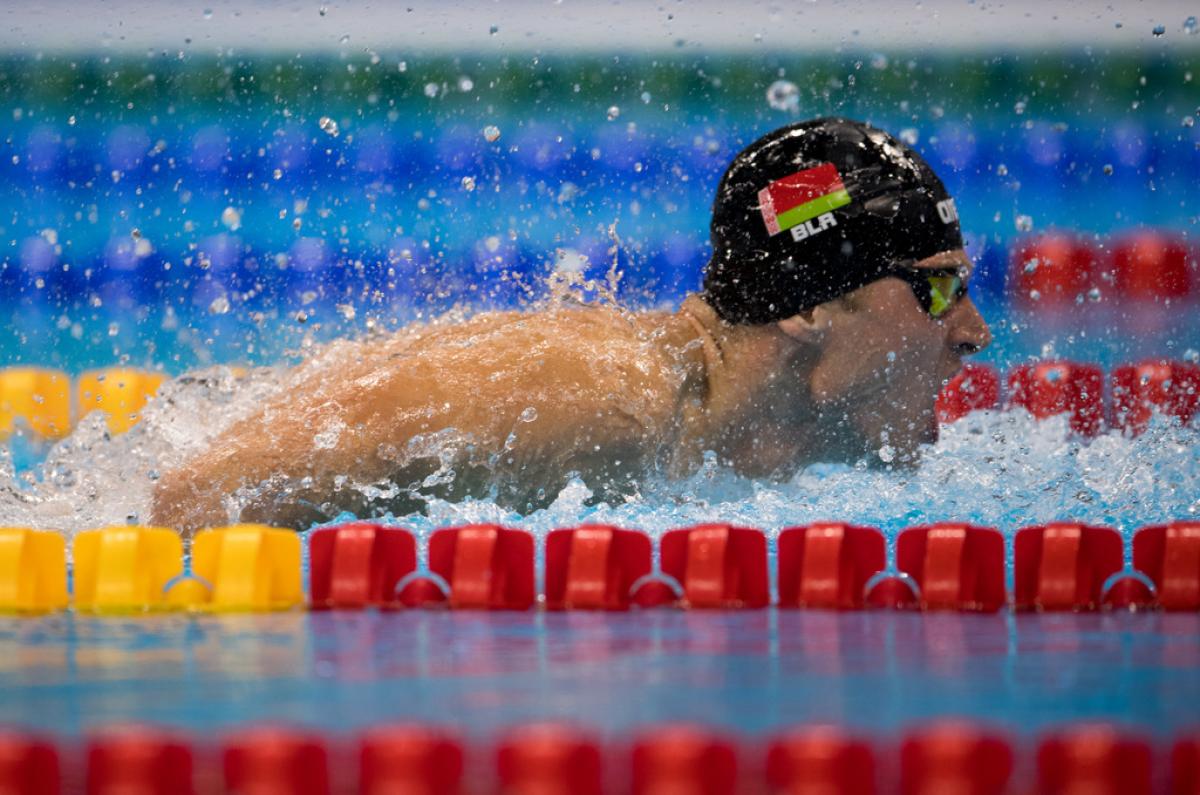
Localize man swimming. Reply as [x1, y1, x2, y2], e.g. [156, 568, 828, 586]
[150, 117, 991, 533]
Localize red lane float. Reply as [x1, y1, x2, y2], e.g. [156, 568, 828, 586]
[1111, 360, 1200, 435]
[765, 726, 876, 795]
[0, 731, 59, 795]
[1101, 574, 1158, 611]
[864, 575, 921, 609]
[1036, 726, 1153, 795]
[359, 725, 463, 795]
[496, 724, 604, 795]
[1110, 230, 1193, 301]
[1172, 734, 1200, 795]
[1133, 521, 1200, 611]
[776, 523, 885, 610]
[423, 524, 535, 610]
[1007, 361, 1105, 437]
[631, 726, 738, 795]
[896, 524, 1007, 612]
[659, 524, 769, 609]
[1011, 233, 1098, 307]
[85, 728, 193, 795]
[308, 523, 417, 610]
[900, 722, 1014, 795]
[1014, 523, 1123, 611]
[544, 525, 652, 611]
[937, 363, 1001, 424]
[223, 728, 330, 795]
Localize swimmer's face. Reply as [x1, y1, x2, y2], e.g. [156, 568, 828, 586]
[805, 248, 992, 463]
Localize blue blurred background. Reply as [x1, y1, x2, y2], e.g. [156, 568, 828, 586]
[1, 2, 1197, 372]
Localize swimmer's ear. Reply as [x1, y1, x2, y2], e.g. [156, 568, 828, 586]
[776, 305, 835, 344]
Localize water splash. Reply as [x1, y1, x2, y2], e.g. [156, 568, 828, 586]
[766, 80, 800, 113]
[3, 365, 1195, 545]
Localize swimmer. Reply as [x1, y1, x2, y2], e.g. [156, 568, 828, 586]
[150, 117, 991, 533]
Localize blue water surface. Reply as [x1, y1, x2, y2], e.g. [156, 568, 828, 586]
[2, 610, 1199, 738]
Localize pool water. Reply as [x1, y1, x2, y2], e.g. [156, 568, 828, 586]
[3, 610, 1199, 737]
[1, 49, 1198, 766]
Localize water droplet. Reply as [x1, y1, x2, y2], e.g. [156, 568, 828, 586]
[1013, 100, 1027, 115]
[424, 82, 439, 98]
[1087, 287, 1103, 302]
[898, 127, 919, 145]
[221, 206, 242, 231]
[1183, 115, 1196, 128]
[489, 24, 499, 35]
[461, 176, 476, 191]
[482, 124, 501, 142]
[457, 75, 474, 92]
[208, 295, 230, 315]
[1015, 214, 1034, 232]
[1028, 289, 1041, 302]
[606, 105, 621, 121]
[202, 8, 213, 19]
[1152, 24, 1166, 36]
[996, 163, 1008, 176]
[519, 406, 538, 422]
[67, 115, 76, 126]
[272, 168, 283, 180]
[319, 4, 327, 15]
[1103, 163, 1114, 175]
[339, 33, 350, 44]
[877, 444, 895, 463]
[1186, 16, 1198, 35]
[318, 116, 340, 137]
[765, 79, 800, 112]
[107, 322, 120, 337]
[640, 91, 652, 104]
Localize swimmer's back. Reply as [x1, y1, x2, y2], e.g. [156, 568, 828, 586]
[150, 302, 704, 531]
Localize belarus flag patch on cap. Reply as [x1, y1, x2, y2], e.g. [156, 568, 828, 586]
[758, 163, 852, 236]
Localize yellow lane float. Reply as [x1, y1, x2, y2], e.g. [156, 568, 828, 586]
[72, 526, 183, 613]
[0, 528, 68, 613]
[170, 525, 301, 612]
[76, 368, 166, 434]
[0, 368, 72, 441]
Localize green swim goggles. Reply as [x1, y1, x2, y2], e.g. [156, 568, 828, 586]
[892, 265, 968, 319]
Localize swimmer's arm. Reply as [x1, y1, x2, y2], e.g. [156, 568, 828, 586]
[149, 355, 450, 533]
[150, 316, 670, 533]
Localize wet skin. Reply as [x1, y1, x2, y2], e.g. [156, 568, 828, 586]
[668, 248, 991, 477]
[802, 248, 992, 464]
[149, 249, 990, 533]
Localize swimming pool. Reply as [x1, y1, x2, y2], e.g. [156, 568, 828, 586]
[3, 11, 1200, 791]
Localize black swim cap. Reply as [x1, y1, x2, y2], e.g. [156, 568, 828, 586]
[702, 117, 964, 324]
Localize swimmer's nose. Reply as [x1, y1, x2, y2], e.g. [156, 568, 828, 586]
[948, 297, 991, 356]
